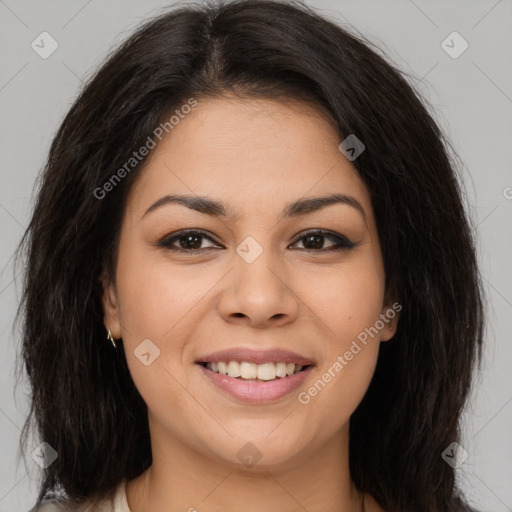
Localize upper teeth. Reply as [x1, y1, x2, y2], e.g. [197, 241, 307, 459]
[206, 361, 304, 380]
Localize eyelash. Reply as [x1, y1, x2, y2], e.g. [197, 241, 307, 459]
[156, 229, 358, 253]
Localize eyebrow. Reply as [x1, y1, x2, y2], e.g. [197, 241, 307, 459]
[142, 193, 366, 222]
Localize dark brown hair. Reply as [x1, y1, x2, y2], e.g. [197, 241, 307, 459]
[15, 1, 484, 510]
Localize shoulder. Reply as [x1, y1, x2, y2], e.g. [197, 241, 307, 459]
[28, 480, 127, 512]
[28, 501, 66, 511]
[28, 500, 75, 511]
[28, 498, 114, 512]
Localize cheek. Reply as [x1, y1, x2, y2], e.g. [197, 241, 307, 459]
[305, 259, 385, 344]
[300, 315, 381, 435]
[114, 245, 213, 409]
[115, 241, 210, 338]
[303, 348, 379, 441]
[296, 260, 383, 417]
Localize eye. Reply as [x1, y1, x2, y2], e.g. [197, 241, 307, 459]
[289, 229, 358, 252]
[156, 229, 358, 253]
[156, 230, 221, 252]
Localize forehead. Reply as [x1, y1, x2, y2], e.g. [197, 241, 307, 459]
[127, 96, 373, 222]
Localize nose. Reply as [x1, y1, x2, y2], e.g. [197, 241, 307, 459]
[217, 246, 300, 329]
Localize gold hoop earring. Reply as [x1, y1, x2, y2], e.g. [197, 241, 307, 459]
[107, 329, 117, 349]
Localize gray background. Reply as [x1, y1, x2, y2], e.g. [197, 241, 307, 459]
[1, 0, 511, 510]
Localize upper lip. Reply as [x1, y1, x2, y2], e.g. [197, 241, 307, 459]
[195, 348, 315, 366]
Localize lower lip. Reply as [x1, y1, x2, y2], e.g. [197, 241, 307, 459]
[197, 364, 314, 403]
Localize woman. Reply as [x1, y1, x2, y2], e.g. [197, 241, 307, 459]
[17, 0, 484, 510]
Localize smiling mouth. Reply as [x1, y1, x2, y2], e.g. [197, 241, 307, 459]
[198, 361, 313, 382]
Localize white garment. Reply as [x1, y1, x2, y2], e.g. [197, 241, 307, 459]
[29, 480, 130, 512]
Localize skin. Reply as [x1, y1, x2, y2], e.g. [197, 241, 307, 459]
[102, 95, 399, 512]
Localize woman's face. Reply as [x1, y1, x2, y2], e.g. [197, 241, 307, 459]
[103, 95, 398, 470]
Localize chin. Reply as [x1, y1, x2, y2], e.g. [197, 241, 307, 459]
[199, 430, 314, 472]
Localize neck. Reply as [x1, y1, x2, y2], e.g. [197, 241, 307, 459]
[126, 420, 367, 512]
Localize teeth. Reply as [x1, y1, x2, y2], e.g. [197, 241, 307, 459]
[257, 363, 276, 381]
[240, 361, 258, 379]
[205, 361, 306, 380]
[227, 361, 241, 377]
[275, 362, 287, 378]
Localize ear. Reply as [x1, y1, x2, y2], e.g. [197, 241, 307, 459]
[379, 287, 401, 342]
[99, 270, 122, 339]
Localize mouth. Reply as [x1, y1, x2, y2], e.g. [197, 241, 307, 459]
[197, 361, 314, 382]
[196, 359, 315, 403]
[194, 347, 316, 402]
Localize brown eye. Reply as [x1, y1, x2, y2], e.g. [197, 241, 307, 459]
[289, 230, 357, 251]
[156, 229, 357, 254]
[157, 230, 220, 251]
